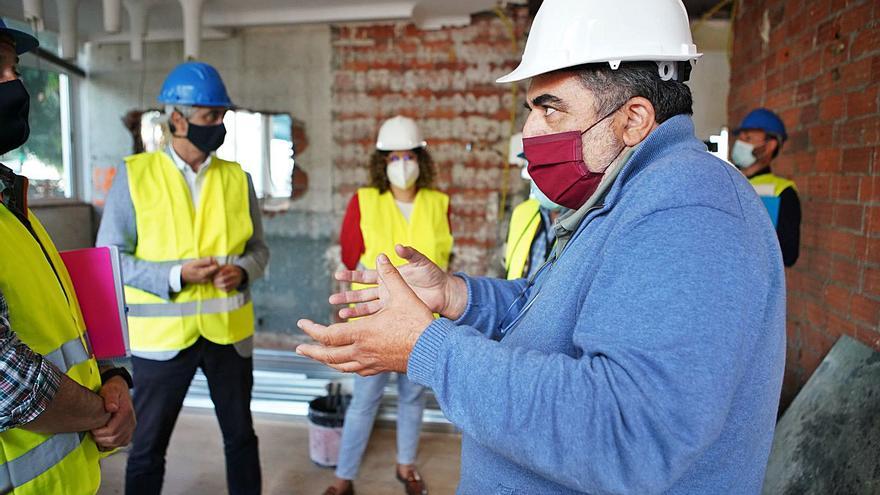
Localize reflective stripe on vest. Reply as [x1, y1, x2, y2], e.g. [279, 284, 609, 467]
[0, 433, 87, 494]
[128, 292, 251, 318]
[123, 151, 255, 352]
[44, 336, 91, 374]
[750, 173, 796, 229]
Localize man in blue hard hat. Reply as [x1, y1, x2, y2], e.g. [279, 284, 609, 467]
[1, 18, 135, 494]
[97, 61, 269, 495]
[731, 108, 801, 266]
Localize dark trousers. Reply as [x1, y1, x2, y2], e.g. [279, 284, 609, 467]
[125, 337, 262, 495]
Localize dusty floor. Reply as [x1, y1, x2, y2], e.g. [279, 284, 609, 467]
[98, 408, 462, 495]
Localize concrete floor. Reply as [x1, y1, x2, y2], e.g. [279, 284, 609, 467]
[98, 408, 462, 495]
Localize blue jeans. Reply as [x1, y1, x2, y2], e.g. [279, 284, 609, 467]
[335, 372, 427, 480]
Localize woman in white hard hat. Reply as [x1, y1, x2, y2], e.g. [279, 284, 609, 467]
[326, 116, 453, 495]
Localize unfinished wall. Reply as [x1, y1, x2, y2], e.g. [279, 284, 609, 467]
[728, 0, 880, 410]
[330, 8, 532, 276]
[81, 25, 336, 348]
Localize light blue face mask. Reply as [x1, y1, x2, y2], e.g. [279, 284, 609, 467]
[730, 140, 757, 169]
[530, 181, 564, 212]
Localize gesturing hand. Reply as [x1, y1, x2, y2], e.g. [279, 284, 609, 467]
[330, 245, 467, 320]
[297, 253, 435, 375]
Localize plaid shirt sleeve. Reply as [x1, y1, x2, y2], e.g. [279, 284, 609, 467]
[0, 288, 63, 432]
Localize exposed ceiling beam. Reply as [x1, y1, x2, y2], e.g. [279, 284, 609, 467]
[86, 26, 230, 44]
[201, 2, 416, 28]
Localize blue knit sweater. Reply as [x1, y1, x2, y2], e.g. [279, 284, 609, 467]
[407, 115, 786, 494]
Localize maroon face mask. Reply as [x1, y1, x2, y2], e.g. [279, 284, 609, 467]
[523, 108, 619, 210]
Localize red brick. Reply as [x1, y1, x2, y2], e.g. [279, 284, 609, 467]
[841, 147, 874, 174]
[814, 148, 842, 172]
[805, 324, 838, 356]
[855, 325, 880, 353]
[831, 256, 863, 288]
[851, 27, 880, 59]
[847, 86, 879, 118]
[851, 293, 880, 326]
[832, 203, 865, 231]
[809, 123, 835, 147]
[835, 175, 862, 201]
[819, 93, 846, 122]
[865, 267, 880, 298]
[829, 230, 859, 256]
[839, 116, 880, 146]
[868, 206, 880, 234]
[805, 0, 833, 25]
[825, 312, 857, 340]
[842, 56, 875, 89]
[869, 238, 880, 264]
[859, 176, 880, 203]
[839, 1, 874, 33]
[823, 284, 853, 315]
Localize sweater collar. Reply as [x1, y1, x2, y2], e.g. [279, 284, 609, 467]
[554, 114, 700, 244]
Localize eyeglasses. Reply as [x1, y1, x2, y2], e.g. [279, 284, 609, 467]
[387, 153, 416, 162]
[497, 252, 558, 336]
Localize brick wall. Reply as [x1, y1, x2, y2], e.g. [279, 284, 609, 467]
[330, 7, 531, 275]
[728, 0, 880, 410]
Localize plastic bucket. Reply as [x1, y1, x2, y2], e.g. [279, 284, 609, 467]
[308, 395, 347, 467]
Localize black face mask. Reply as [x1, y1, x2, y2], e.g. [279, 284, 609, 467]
[0, 80, 31, 155]
[186, 122, 227, 154]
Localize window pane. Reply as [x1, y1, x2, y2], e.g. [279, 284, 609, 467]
[0, 67, 69, 199]
[269, 114, 294, 199]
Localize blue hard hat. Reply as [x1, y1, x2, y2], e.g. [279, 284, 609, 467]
[735, 108, 787, 142]
[158, 61, 234, 108]
[0, 18, 39, 55]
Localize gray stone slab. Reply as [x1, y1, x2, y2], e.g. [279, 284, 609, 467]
[763, 336, 880, 495]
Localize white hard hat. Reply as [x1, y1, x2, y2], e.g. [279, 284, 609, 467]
[496, 0, 701, 84]
[376, 116, 427, 151]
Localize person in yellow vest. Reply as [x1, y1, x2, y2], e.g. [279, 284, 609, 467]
[503, 133, 564, 280]
[730, 108, 801, 267]
[96, 61, 269, 495]
[326, 116, 452, 495]
[0, 21, 135, 495]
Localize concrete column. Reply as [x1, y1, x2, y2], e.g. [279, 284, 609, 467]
[179, 0, 205, 60]
[102, 0, 122, 32]
[22, 0, 44, 30]
[123, 0, 147, 61]
[55, 0, 78, 59]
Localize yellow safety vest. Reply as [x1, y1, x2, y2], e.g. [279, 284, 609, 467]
[749, 173, 796, 229]
[356, 187, 453, 274]
[504, 199, 543, 280]
[0, 205, 102, 495]
[124, 151, 255, 354]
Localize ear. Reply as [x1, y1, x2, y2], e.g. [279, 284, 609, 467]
[618, 97, 656, 147]
[169, 111, 188, 136]
[764, 138, 779, 158]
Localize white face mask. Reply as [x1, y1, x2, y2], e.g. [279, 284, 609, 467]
[730, 140, 757, 169]
[387, 159, 420, 189]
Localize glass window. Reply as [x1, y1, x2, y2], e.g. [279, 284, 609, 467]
[0, 67, 72, 200]
[0, 20, 72, 200]
[139, 109, 295, 203]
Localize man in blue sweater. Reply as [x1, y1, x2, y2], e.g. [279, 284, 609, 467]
[297, 0, 786, 493]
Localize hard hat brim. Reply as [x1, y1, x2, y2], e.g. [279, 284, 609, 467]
[496, 53, 703, 84]
[0, 27, 39, 55]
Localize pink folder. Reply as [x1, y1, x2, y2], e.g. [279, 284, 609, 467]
[59, 246, 130, 360]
